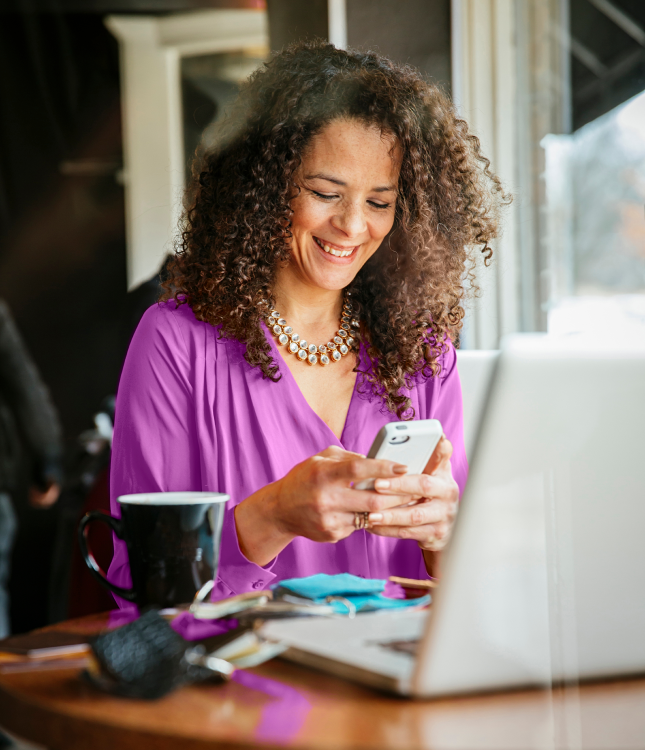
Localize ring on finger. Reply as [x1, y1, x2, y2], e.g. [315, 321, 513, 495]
[353, 511, 370, 530]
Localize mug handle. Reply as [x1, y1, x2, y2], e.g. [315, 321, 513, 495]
[78, 511, 137, 602]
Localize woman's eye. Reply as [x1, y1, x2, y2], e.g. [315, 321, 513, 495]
[310, 190, 391, 209]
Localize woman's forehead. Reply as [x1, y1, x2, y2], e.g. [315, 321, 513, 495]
[301, 119, 401, 186]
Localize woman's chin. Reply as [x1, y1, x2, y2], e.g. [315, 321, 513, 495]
[306, 265, 360, 293]
[307, 250, 364, 290]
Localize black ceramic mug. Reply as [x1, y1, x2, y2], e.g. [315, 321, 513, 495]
[78, 492, 229, 609]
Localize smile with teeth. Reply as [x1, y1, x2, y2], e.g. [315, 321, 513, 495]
[314, 237, 357, 258]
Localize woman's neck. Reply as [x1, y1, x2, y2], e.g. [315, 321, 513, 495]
[272, 273, 345, 343]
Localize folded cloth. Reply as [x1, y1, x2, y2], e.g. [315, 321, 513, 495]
[275, 573, 385, 600]
[326, 594, 430, 615]
[273, 573, 430, 614]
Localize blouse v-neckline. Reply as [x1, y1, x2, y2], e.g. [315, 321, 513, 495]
[262, 321, 359, 447]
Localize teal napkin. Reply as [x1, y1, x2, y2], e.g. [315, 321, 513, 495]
[273, 573, 430, 614]
[324, 593, 430, 615]
[276, 573, 385, 599]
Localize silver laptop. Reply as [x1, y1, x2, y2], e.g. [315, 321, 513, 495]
[260, 334, 645, 697]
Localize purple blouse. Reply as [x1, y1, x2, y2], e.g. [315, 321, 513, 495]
[108, 301, 467, 605]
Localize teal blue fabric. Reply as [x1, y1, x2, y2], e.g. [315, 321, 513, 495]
[274, 573, 430, 614]
[277, 573, 385, 599]
[326, 593, 431, 614]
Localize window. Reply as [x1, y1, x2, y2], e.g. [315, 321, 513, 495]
[452, 0, 645, 347]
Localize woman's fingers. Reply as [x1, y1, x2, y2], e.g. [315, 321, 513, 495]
[367, 497, 455, 527]
[318, 445, 365, 460]
[373, 473, 440, 497]
[424, 435, 453, 474]
[344, 489, 418, 513]
[374, 474, 458, 509]
[368, 520, 452, 547]
[326, 455, 408, 484]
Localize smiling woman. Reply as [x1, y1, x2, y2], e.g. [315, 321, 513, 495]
[107, 41, 508, 600]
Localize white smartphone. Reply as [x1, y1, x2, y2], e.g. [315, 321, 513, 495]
[354, 419, 443, 490]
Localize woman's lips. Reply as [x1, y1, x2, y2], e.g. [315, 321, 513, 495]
[313, 236, 358, 259]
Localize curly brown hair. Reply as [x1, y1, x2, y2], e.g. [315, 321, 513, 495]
[163, 40, 508, 418]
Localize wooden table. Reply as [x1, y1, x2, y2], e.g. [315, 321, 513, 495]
[0, 614, 644, 750]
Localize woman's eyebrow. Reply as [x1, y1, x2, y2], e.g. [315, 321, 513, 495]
[305, 172, 346, 186]
[305, 172, 396, 192]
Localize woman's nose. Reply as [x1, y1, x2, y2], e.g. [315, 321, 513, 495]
[331, 203, 367, 238]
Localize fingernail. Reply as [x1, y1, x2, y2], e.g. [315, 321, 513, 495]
[374, 479, 390, 490]
[369, 513, 383, 523]
[393, 464, 408, 474]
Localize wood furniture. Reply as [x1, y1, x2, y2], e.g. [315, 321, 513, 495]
[0, 614, 644, 750]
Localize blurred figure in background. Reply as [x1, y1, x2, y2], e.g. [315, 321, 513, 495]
[0, 299, 63, 638]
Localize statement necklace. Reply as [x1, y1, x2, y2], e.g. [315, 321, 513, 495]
[266, 296, 359, 367]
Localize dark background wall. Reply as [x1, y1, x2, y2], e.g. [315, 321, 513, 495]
[267, 0, 451, 90]
[0, 11, 126, 633]
[347, 0, 451, 89]
[266, 0, 328, 51]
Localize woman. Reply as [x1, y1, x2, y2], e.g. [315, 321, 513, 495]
[108, 42, 506, 602]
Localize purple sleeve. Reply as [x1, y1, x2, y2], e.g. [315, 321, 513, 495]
[107, 302, 274, 606]
[432, 341, 468, 496]
[107, 304, 202, 602]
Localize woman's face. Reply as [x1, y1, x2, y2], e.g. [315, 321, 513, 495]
[287, 118, 401, 292]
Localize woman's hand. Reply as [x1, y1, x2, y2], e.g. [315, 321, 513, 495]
[366, 436, 459, 556]
[235, 445, 412, 566]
